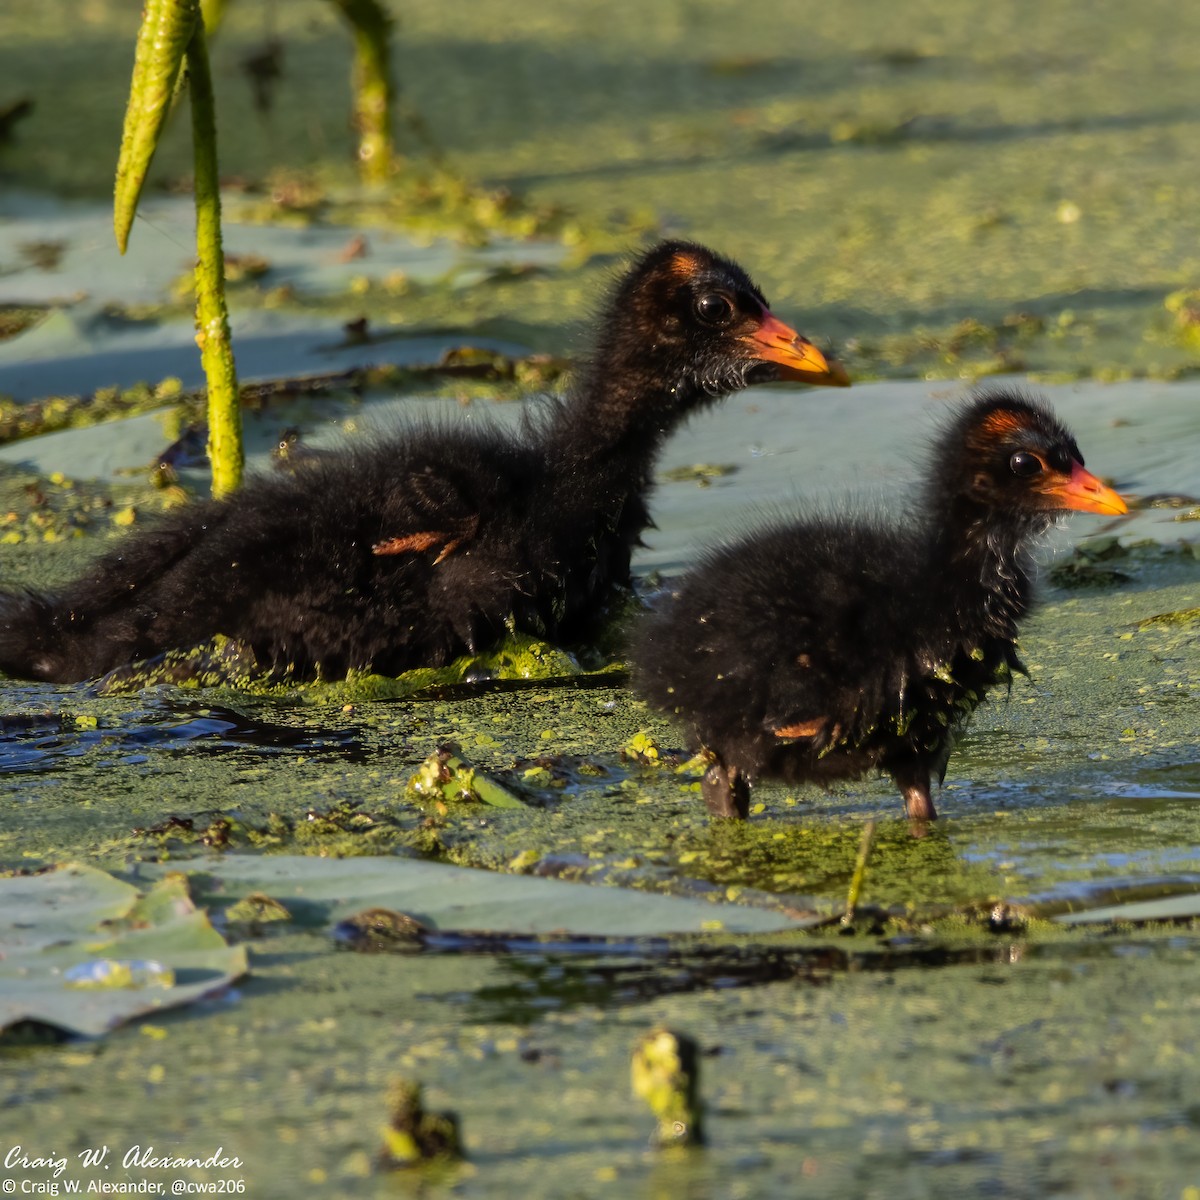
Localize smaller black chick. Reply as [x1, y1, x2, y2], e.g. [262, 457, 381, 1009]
[0, 240, 847, 684]
[634, 390, 1128, 821]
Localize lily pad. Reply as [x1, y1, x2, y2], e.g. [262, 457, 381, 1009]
[142, 854, 821, 936]
[1053, 887, 1200, 926]
[0, 863, 247, 1039]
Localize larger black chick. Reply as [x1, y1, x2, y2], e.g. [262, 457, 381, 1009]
[0, 240, 848, 684]
[634, 390, 1128, 821]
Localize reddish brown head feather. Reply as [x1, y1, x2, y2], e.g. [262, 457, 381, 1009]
[978, 409, 1030, 441]
[668, 250, 708, 280]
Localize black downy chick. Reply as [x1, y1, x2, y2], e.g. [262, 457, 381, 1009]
[0, 241, 848, 684]
[634, 391, 1128, 821]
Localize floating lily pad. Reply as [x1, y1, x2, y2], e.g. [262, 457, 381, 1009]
[1053, 887, 1200, 926]
[0, 863, 247, 1039]
[142, 854, 820, 936]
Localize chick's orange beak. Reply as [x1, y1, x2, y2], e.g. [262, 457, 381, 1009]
[1044, 460, 1129, 515]
[746, 310, 851, 386]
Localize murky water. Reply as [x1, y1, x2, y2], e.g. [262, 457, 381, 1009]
[3, 342, 1198, 1200]
[2, 0, 1200, 1190]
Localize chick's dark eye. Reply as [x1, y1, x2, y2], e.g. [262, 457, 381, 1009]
[694, 292, 734, 326]
[1009, 451, 1043, 478]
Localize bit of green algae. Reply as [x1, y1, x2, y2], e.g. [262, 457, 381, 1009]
[1138, 605, 1200, 629]
[222, 890, 292, 929]
[232, 164, 585, 247]
[0, 378, 186, 448]
[0, 304, 50, 342]
[659, 462, 738, 485]
[1164, 288, 1200, 349]
[93, 630, 588, 697]
[407, 747, 528, 809]
[378, 1077, 464, 1169]
[334, 907, 428, 952]
[0, 466, 190, 556]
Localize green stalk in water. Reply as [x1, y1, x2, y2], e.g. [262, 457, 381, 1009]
[378, 1078, 463, 1168]
[186, 22, 242, 497]
[198, 0, 229, 33]
[631, 1028, 705, 1147]
[112, 0, 243, 498]
[330, 0, 397, 184]
[842, 818, 877, 925]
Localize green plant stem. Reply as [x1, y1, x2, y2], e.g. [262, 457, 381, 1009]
[198, 0, 229, 34]
[330, 0, 396, 184]
[842, 818, 877, 924]
[187, 22, 242, 497]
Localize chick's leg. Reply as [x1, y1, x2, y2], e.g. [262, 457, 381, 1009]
[892, 761, 937, 821]
[702, 759, 750, 819]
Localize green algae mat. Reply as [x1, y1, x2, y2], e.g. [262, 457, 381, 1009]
[3, 0, 1200, 1194]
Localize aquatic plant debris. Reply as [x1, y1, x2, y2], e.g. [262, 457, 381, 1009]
[631, 1028, 706, 1148]
[88, 630, 590, 695]
[332, 907, 428, 953]
[222, 890, 292, 931]
[407, 746, 529, 809]
[0, 863, 247, 1039]
[378, 1077, 464, 1169]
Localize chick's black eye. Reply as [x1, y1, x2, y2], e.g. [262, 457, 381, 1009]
[694, 292, 734, 326]
[1009, 451, 1043, 478]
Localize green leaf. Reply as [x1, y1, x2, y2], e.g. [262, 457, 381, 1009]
[407, 748, 529, 808]
[0, 864, 247, 1039]
[113, 0, 199, 253]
